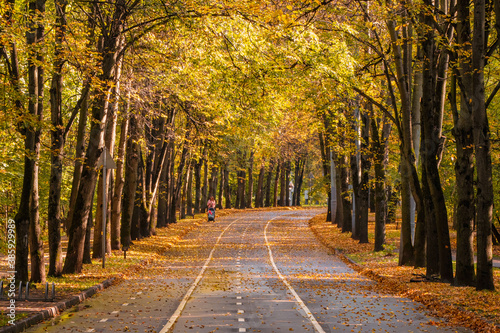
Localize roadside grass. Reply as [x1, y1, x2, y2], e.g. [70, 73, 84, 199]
[0, 312, 29, 327]
[310, 213, 500, 333]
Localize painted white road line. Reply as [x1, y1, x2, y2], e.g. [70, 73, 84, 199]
[239, 328, 246, 332]
[111, 311, 119, 314]
[122, 303, 129, 306]
[238, 318, 245, 322]
[159, 218, 242, 333]
[99, 318, 108, 323]
[264, 218, 326, 333]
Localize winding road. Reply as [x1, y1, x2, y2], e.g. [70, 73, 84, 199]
[26, 209, 469, 333]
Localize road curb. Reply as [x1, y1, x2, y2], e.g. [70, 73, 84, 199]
[0, 277, 115, 333]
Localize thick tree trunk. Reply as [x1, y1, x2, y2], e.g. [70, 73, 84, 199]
[399, 156, 415, 266]
[472, 0, 494, 290]
[47, 0, 67, 277]
[27, 0, 46, 283]
[420, 11, 453, 281]
[452, 0, 476, 286]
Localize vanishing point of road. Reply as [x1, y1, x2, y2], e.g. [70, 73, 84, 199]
[26, 209, 469, 333]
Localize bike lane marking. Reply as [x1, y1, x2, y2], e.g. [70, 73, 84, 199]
[159, 217, 242, 333]
[264, 216, 327, 333]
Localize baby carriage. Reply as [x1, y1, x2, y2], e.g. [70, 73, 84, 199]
[207, 207, 215, 222]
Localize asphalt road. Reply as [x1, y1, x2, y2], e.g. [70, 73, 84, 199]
[26, 209, 469, 333]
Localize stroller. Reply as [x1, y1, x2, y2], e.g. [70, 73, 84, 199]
[207, 208, 215, 222]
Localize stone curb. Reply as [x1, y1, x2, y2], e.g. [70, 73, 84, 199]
[0, 277, 115, 333]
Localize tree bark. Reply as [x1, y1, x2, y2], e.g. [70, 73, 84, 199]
[224, 168, 232, 209]
[111, 103, 129, 250]
[273, 161, 280, 207]
[246, 152, 254, 208]
[255, 164, 265, 208]
[472, 0, 494, 290]
[47, 0, 67, 277]
[264, 160, 274, 208]
[120, 114, 140, 251]
[28, 0, 46, 283]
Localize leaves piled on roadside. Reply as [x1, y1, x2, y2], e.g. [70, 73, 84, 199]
[309, 213, 500, 333]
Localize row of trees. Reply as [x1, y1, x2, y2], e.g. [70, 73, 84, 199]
[314, 0, 499, 291]
[0, 0, 498, 292]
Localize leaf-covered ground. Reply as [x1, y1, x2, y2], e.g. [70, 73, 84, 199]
[309, 213, 500, 333]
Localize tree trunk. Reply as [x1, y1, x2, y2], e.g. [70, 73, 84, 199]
[217, 167, 224, 209]
[47, 0, 67, 277]
[83, 191, 94, 264]
[120, 114, 140, 251]
[264, 161, 274, 208]
[27, 0, 46, 283]
[170, 131, 191, 223]
[246, 151, 254, 208]
[340, 155, 352, 233]
[193, 155, 202, 213]
[472, 0, 494, 290]
[452, 0, 475, 286]
[399, 156, 415, 266]
[319, 133, 331, 221]
[420, 7, 453, 281]
[358, 110, 371, 244]
[285, 161, 291, 206]
[372, 117, 386, 251]
[255, 164, 265, 208]
[279, 162, 286, 207]
[273, 161, 280, 207]
[187, 166, 194, 216]
[111, 105, 129, 249]
[224, 168, 231, 209]
[201, 153, 208, 213]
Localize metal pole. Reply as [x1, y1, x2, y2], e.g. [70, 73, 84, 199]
[102, 148, 107, 269]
